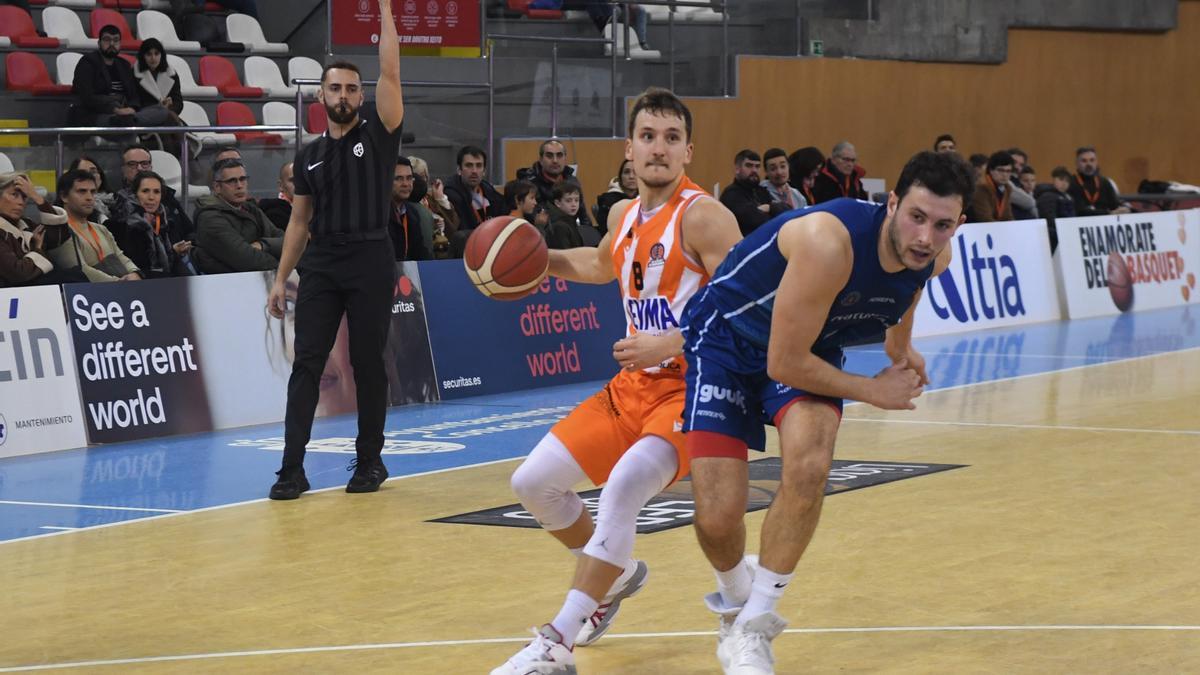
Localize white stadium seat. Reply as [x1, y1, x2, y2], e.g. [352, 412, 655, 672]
[287, 56, 322, 97]
[55, 52, 82, 86]
[226, 14, 287, 55]
[603, 21, 661, 60]
[42, 7, 97, 49]
[180, 101, 238, 150]
[262, 101, 318, 145]
[52, 0, 97, 8]
[0, 152, 13, 174]
[150, 149, 211, 198]
[244, 56, 297, 98]
[136, 11, 202, 53]
[167, 54, 219, 98]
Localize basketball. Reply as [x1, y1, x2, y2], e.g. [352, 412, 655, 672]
[1107, 251, 1134, 312]
[463, 216, 549, 301]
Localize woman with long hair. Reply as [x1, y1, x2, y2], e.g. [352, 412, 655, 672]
[112, 171, 195, 277]
[594, 158, 638, 235]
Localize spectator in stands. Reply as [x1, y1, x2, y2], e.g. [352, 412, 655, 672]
[444, 145, 505, 237]
[214, 146, 242, 163]
[787, 146, 824, 206]
[971, 151, 1015, 222]
[111, 171, 196, 277]
[46, 170, 141, 283]
[761, 147, 806, 210]
[575, 0, 651, 50]
[543, 183, 588, 249]
[73, 26, 173, 128]
[0, 172, 74, 287]
[1069, 146, 1129, 216]
[109, 144, 195, 238]
[1004, 147, 1038, 220]
[191, 158, 284, 273]
[720, 149, 789, 236]
[515, 139, 595, 232]
[968, 153, 988, 177]
[1010, 165, 1038, 220]
[508, 179, 550, 230]
[1035, 166, 1077, 253]
[595, 158, 637, 232]
[1019, 167, 1038, 202]
[134, 39, 184, 125]
[934, 134, 957, 153]
[257, 162, 294, 230]
[409, 155, 460, 244]
[812, 141, 868, 203]
[68, 155, 113, 223]
[388, 157, 430, 261]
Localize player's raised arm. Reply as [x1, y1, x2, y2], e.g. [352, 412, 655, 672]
[545, 198, 626, 284]
[375, 0, 404, 132]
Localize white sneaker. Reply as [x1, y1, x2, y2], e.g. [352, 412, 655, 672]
[726, 612, 787, 675]
[707, 555, 759, 672]
[490, 624, 577, 675]
[575, 559, 649, 647]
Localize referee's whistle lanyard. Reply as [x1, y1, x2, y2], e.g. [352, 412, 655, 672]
[821, 165, 856, 198]
[472, 186, 487, 224]
[1076, 174, 1101, 205]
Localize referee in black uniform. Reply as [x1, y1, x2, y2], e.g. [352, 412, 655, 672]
[266, 0, 405, 500]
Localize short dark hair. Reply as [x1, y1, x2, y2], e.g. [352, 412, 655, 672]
[934, 134, 956, 149]
[894, 151, 974, 211]
[1007, 147, 1028, 162]
[68, 155, 107, 190]
[396, 156, 413, 169]
[1076, 146, 1096, 157]
[788, 146, 825, 177]
[98, 24, 121, 39]
[627, 87, 693, 141]
[987, 151, 1015, 171]
[136, 38, 168, 74]
[457, 145, 487, 168]
[320, 60, 361, 84]
[214, 145, 241, 158]
[211, 158, 245, 182]
[57, 169, 97, 198]
[122, 143, 151, 159]
[1019, 165, 1036, 176]
[734, 149, 761, 165]
[131, 170, 164, 194]
[552, 182, 581, 201]
[763, 148, 788, 164]
[968, 153, 988, 169]
[508, 179, 538, 205]
[1051, 166, 1072, 180]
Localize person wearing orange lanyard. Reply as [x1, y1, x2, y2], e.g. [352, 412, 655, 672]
[386, 157, 430, 261]
[970, 151, 1015, 222]
[112, 171, 194, 277]
[45, 169, 142, 283]
[811, 140, 869, 204]
[1068, 146, 1130, 217]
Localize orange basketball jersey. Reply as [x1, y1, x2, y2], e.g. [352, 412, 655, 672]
[610, 175, 711, 376]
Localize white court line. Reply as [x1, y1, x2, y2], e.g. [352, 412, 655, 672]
[37, 526, 77, 531]
[2, 344, 1198, 550]
[856, 349, 1102, 361]
[0, 625, 1197, 672]
[842, 418, 1200, 436]
[0, 500, 181, 514]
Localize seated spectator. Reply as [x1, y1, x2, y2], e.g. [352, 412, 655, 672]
[67, 156, 113, 223]
[787, 146, 824, 206]
[1069, 146, 1129, 216]
[46, 169, 142, 283]
[444, 145, 506, 237]
[108, 144, 194, 238]
[410, 156, 460, 244]
[720, 149, 788, 236]
[0, 172, 74, 287]
[112, 171, 196, 277]
[515, 139, 595, 232]
[134, 39, 184, 125]
[1005, 147, 1038, 221]
[543, 183, 588, 249]
[388, 158, 430, 261]
[508, 179, 550, 230]
[257, 162, 294, 230]
[72, 26, 173, 128]
[572, 0, 651, 50]
[1013, 166, 1038, 219]
[811, 141, 868, 203]
[934, 134, 957, 153]
[968, 153, 988, 178]
[1035, 166, 1077, 253]
[595, 159, 637, 232]
[213, 146, 242, 164]
[761, 147, 806, 210]
[191, 159, 284, 273]
[971, 151, 1015, 222]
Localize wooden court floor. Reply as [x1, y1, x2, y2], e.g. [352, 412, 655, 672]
[1, 351, 1198, 673]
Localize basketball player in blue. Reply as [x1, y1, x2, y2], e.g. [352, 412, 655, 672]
[680, 151, 974, 674]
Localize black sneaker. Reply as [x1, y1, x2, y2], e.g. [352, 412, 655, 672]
[345, 458, 388, 493]
[269, 467, 310, 500]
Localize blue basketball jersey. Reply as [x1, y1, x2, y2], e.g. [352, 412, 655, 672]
[684, 198, 934, 354]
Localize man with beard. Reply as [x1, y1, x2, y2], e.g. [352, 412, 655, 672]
[265, 0, 406, 500]
[681, 151, 972, 674]
[72, 25, 173, 128]
[516, 138, 595, 231]
[1068, 146, 1129, 216]
[720, 149, 790, 236]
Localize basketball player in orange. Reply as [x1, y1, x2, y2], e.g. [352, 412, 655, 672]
[491, 88, 742, 674]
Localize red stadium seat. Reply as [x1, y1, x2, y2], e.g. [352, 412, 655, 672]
[200, 55, 265, 98]
[204, 2, 226, 11]
[89, 8, 142, 50]
[216, 101, 282, 145]
[99, 0, 145, 8]
[305, 101, 327, 135]
[5, 52, 73, 96]
[27, 0, 49, 7]
[0, 7, 62, 48]
[507, 0, 564, 19]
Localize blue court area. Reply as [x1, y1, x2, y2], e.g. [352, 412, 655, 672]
[1, 304, 1196, 544]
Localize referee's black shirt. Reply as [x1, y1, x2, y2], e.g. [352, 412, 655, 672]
[293, 102, 403, 236]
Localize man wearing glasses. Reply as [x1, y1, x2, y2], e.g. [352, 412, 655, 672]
[108, 144, 194, 238]
[72, 25, 172, 128]
[516, 138, 596, 232]
[192, 158, 284, 273]
[811, 140, 869, 204]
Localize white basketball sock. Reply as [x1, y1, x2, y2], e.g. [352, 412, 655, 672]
[737, 564, 793, 624]
[551, 589, 599, 649]
[715, 557, 753, 608]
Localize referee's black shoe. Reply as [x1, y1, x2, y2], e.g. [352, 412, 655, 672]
[346, 458, 389, 493]
[269, 467, 310, 500]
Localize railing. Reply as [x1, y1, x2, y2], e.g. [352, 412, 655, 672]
[617, 0, 730, 95]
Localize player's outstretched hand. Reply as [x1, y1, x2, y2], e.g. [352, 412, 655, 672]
[871, 358, 924, 410]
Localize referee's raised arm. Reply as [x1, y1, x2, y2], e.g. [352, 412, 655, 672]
[376, 0, 404, 133]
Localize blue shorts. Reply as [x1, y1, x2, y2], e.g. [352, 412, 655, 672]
[682, 307, 843, 451]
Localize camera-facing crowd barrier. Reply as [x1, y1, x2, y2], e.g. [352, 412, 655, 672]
[2, 210, 1196, 458]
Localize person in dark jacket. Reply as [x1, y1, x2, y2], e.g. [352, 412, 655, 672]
[542, 182, 587, 249]
[443, 146, 506, 255]
[257, 162, 294, 230]
[133, 38, 183, 122]
[111, 171, 195, 277]
[787, 146, 824, 207]
[811, 141, 868, 203]
[514, 139, 595, 231]
[72, 26, 173, 127]
[1068, 146, 1129, 216]
[107, 144, 195, 242]
[191, 159, 284, 273]
[388, 157, 430, 261]
[720, 149, 789, 236]
[1035, 166, 1078, 253]
[594, 158, 637, 232]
